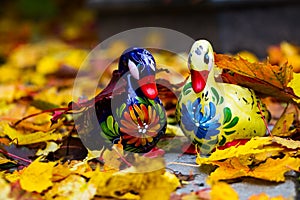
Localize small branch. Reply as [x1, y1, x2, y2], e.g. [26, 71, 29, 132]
[0, 149, 32, 165]
[257, 101, 272, 137]
[13, 107, 69, 126]
[167, 162, 200, 167]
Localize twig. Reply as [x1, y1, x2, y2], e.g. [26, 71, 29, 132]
[257, 101, 272, 137]
[0, 149, 32, 165]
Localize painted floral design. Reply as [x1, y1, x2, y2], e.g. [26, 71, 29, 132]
[181, 98, 221, 140]
[120, 104, 161, 147]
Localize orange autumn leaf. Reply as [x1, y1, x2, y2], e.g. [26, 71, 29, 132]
[210, 182, 239, 200]
[208, 157, 250, 182]
[248, 192, 288, 200]
[209, 155, 300, 182]
[250, 155, 300, 182]
[215, 53, 299, 102]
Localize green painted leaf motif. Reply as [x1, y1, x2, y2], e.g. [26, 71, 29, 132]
[223, 116, 239, 129]
[211, 87, 219, 104]
[107, 115, 114, 133]
[183, 89, 191, 96]
[117, 103, 126, 118]
[136, 96, 147, 105]
[219, 96, 224, 104]
[100, 121, 109, 134]
[183, 82, 192, 94]
[224, 130, 236, 135]
[219, 135, 227, 146]
[223, 107, 232, 124]
[101, 115, 120, 140]
[114, 121, 119, 134]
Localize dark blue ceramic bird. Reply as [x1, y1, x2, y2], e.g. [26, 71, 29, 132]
[77, 48, 167, 153]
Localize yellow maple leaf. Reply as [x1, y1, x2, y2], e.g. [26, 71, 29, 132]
[0, 176, 13, 200]
[208, 157, 249, 182]
[210, 182, 239, 200]
[196, 137, 276, 165]
[0, 121, 67, 145]
[288, 72, 300, 103]
[271, 110, 296, 137]
[5, 169, 22, 183]
[208, 155, 300, 182]
[51, 163, 72, 182]
[20, 157, 56, 193]
[250, 155, 300, 182]
[45, 174, 97, 200]
[272, 136, 300, 149]
[89, 157, 179, 199]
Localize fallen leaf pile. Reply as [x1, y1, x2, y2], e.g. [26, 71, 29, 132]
[0, 6, 300, 198]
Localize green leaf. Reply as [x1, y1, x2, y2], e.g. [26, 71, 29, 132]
[183, 82, 192, 93]
[117, 103, 126, 118]
[225, 130, 236, 135]
[114, 121, 119, 135]
[219, 96, 224, 104]
[223, 116, 239, 129]
[100, 121, 109, 133]
[223, 107, 232, 124]
[183, 89, 191, 96]
[219, 135, 226, 146]
[107, 115, 114, 133]
[211, 87, 219, 104]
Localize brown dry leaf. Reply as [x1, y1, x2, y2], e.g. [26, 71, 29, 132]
[210, 181, 239, 200]
[215, 53, 298, 102]
[20, 157, 56, 193]
[248, 192, 288, 200]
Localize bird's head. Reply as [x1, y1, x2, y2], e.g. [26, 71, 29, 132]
[188, 39, 214, 93]
[119, 47, 158, 100]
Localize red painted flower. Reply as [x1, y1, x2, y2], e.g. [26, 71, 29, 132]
[120, 104, 161, 147]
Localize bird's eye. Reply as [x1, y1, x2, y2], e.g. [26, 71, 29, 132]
[204, 52, 209, 65]
[128, 59, 139, 79]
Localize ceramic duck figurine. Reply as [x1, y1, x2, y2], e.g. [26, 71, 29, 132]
[176, 39, 269, 155]
[77, 47, 166, 153]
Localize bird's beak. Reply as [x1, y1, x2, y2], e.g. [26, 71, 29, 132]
[191, 69, 209, 93]
[138, 75, 158, 100]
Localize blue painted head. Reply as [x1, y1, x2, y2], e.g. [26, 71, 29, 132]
[118, 47, 158, 99]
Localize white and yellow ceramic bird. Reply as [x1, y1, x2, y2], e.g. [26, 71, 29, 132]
[176, 39, 269, 155]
